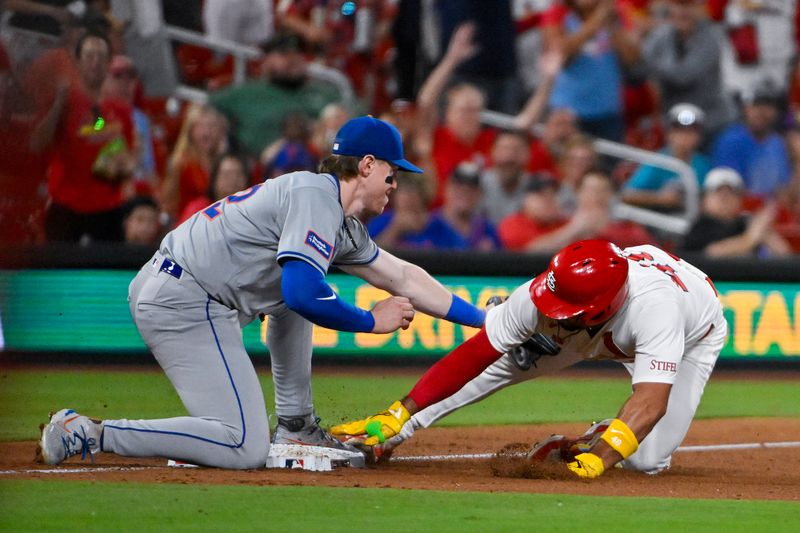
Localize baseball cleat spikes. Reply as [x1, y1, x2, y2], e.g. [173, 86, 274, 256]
[527, 434, 569, 463]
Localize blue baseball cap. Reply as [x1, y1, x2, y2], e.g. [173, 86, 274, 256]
[331, 116, 423, 173]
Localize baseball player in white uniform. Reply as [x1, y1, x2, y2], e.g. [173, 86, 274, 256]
[333, 239, 727, 477]
[36, 117, 487, 469]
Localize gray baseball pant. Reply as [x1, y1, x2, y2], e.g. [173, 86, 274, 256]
[101, 262, 270, 469]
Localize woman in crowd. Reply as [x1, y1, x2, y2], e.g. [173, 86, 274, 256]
[161, 104, 228, 221]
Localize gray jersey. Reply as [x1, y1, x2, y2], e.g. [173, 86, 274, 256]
[161, 171, 379, 321]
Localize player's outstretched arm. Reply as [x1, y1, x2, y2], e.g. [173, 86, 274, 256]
[341, 250, 485, 327]
[331, 326, 505, 445]
[566, 382, 671, 479]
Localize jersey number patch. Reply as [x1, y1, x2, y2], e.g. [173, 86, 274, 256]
[625, 251, 688, 292]
[203, 184, 263, 220]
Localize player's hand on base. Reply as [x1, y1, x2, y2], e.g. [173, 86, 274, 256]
[330, 400, 411, 446]
[566, 452, 605, 479]
[371, 296, 415, 333]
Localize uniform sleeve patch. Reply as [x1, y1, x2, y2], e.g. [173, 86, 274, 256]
[305, 230, 333, 260]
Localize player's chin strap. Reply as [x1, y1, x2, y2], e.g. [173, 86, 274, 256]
[567, 419, 639, 479]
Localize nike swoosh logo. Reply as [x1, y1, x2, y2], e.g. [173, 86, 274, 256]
[608, 428, 625, 436]
[388, 408, 402, 419]
[316, 294, 337, 301]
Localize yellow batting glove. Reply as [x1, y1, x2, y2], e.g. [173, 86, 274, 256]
[330, 401, 411, 446]
[566, 452, 605, 479]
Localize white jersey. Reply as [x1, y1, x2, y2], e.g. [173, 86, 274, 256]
[485, 245, 726, 385]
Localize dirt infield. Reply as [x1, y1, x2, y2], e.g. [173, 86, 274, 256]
[3, 417, 799, 501]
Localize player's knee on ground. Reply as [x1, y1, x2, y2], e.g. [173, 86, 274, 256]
[216, 413, 269, 469]
[220, 439, 269, 470]
[619, 447, 671, 474]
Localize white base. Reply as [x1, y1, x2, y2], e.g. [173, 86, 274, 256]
[166, 460, 199, 468]
[265, 444, 366, 471]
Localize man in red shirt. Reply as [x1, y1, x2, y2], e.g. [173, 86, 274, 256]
[498, 175, 567, 251]
[414, 23, 497, 207]
[431, 83, 497, 205]
[30, 30, 135, 243]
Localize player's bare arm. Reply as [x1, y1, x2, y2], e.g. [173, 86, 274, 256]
[341, 251, 454, 318]
[576, 382, 672, 473]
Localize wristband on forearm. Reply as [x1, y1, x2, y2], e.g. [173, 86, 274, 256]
[444, 294, 485, 328]
[600, 418, 639, 459]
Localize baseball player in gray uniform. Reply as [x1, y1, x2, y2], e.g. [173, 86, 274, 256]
[37, 116, 487, 469]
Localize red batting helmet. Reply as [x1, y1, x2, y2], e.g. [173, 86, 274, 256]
[530, 239, 629, 326]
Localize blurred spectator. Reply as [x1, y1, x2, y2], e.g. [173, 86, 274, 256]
[497, 174, 565, 251]
[556, 133, 599, 213]
[542, 0, 641, 141]
[177, 152, 250, 225]
[101, 55, 157, 195]
[436, 0, 521, 113]
[502, 168, 655, 252]
[512, 0, 555, 94]
[20, 16, 86, 113]
[3, 0, 109, 69]
[572, 168, 655, 248]
[275, 0, 396, 103]
[368, 173, 467, 249]
[0, 38, 47, 243]
[719, 0, 797, 100]
[711, 81, 792, 197]
[415, 23, 496, 207]
[5, 0, 78, 37]
[527, 107, 577, 177]
[161, 104, 228, 219]
[111, 0, 178, 97]
[434, 162, 501, 250]
[122, 195, 161, 245]
[479, 131, 534, 224]
[682, 167, 791, 257]
[311, 102, 351, 156]
[510, 49, 569, 176]
[30, 30, 135, 243]
[775, 168, 800, 252]
[643, 0, 734, 141]
[203, 0, 273, 46]
[260, 112, 318, 179]
[622, 102, 710, 212]
[209, 33, 342, 157]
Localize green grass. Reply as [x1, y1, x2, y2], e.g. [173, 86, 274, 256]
[1, 480, 798, 533]
[1, 369, 799, 442]
[2, 368, 799, 531]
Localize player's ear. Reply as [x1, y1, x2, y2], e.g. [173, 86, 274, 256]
[358, 155, 376, 177]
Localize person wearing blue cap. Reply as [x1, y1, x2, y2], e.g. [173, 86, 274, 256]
[37, 116, 487, 471]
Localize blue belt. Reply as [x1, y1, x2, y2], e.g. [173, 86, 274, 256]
[159, 258, 183, 279]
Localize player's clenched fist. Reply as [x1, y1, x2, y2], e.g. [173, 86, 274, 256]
[370, 296, 415, 333]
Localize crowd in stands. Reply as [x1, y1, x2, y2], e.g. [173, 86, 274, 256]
[2, 0, 800, 259]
